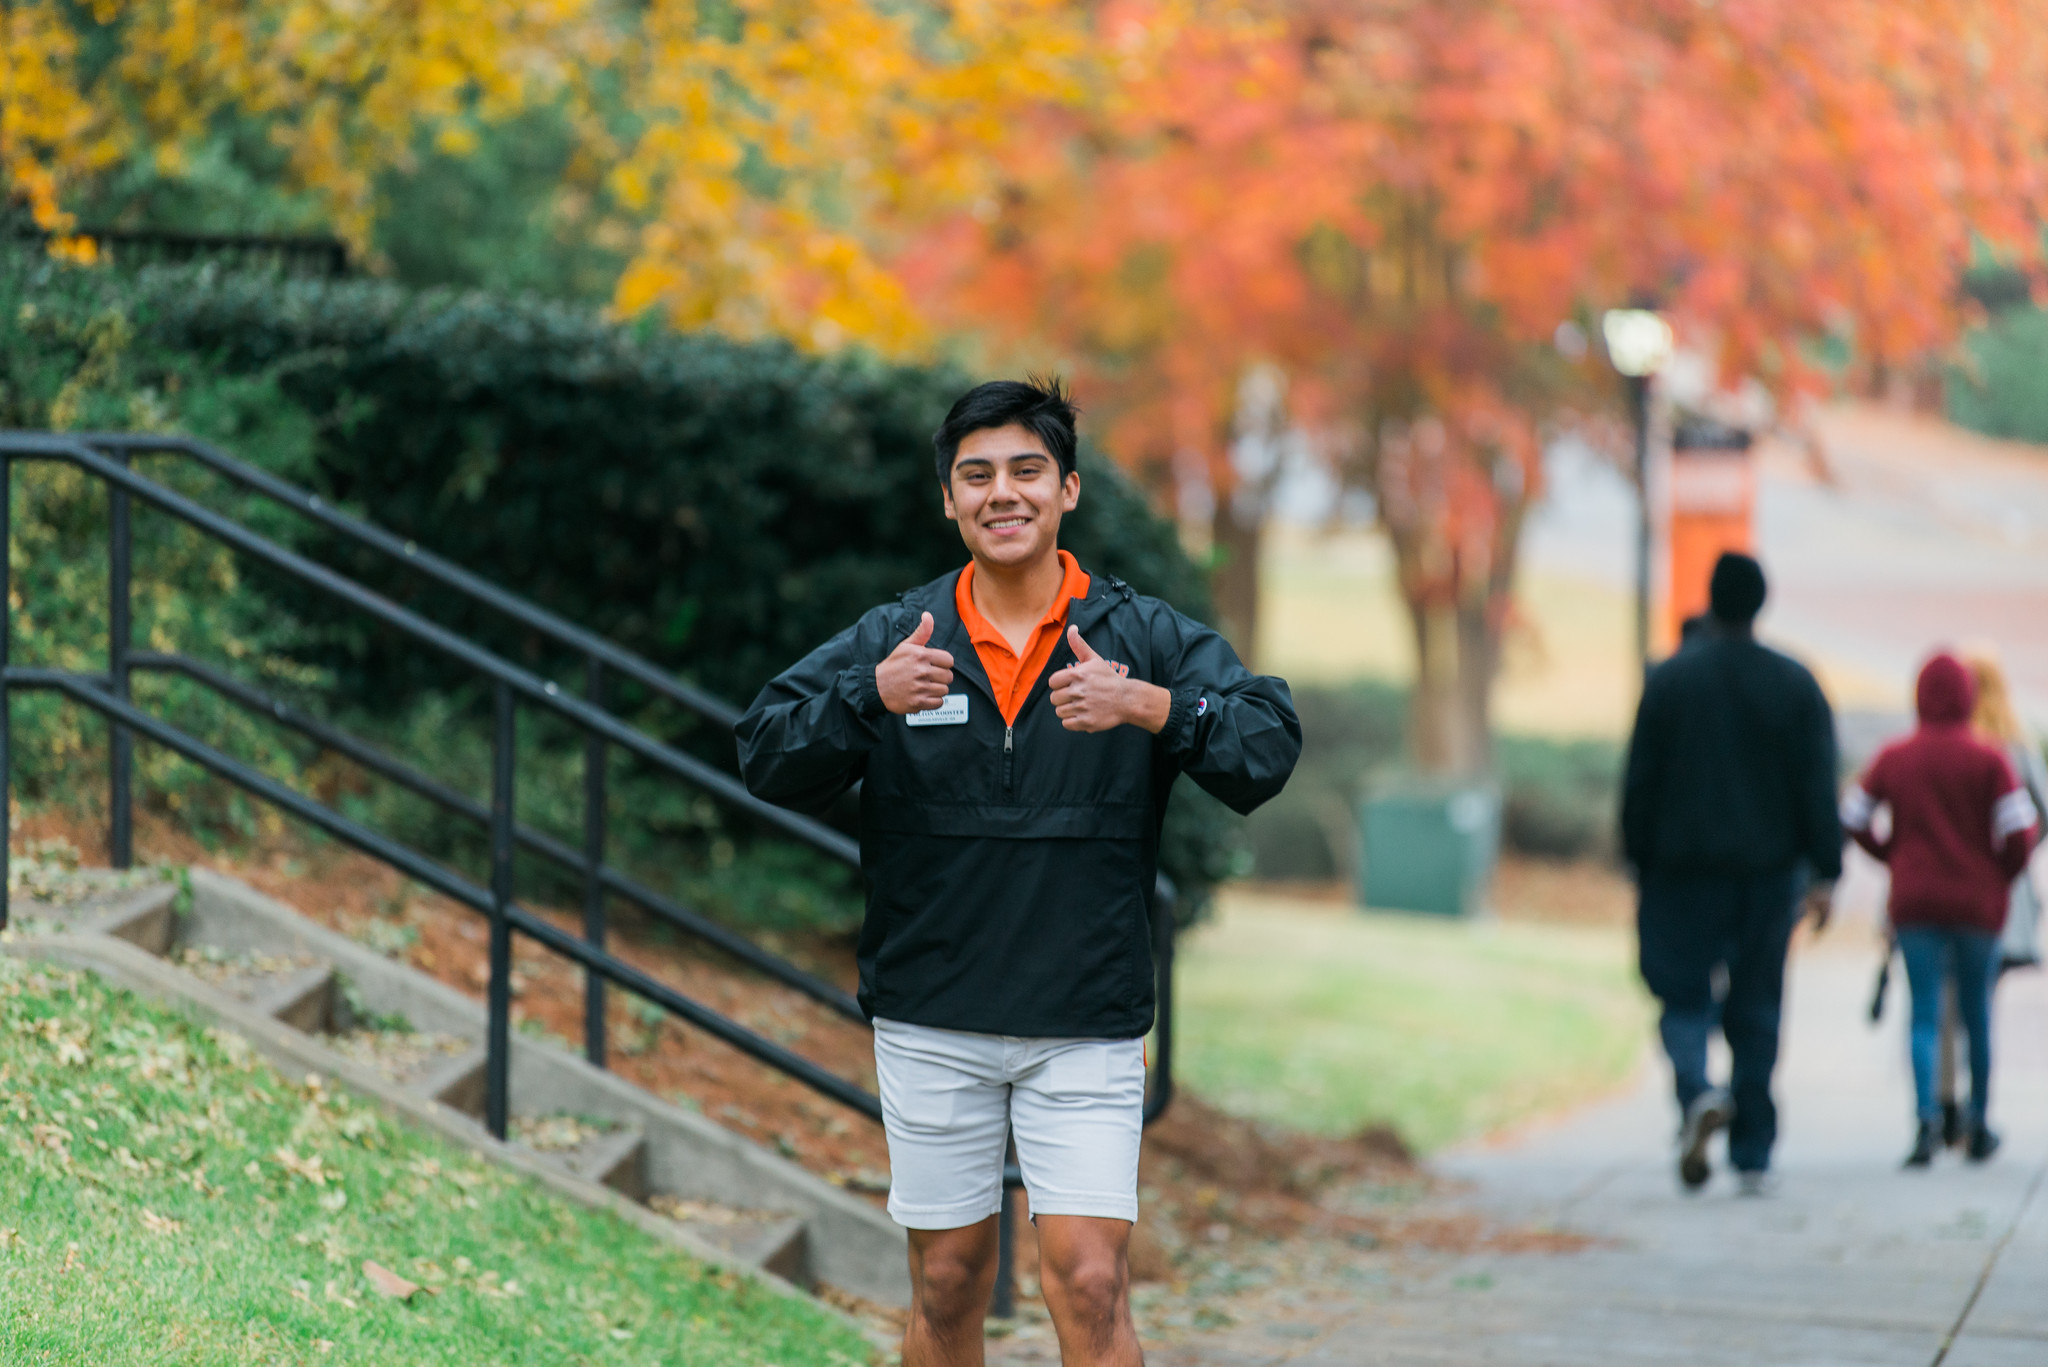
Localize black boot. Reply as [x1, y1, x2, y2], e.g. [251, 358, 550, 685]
[1941, 1100, 1966, 1149]
[1904, 1120, 1940, 1169]
[1967, 1124, 2001, 1163]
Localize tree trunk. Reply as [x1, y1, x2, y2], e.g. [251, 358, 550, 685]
[1209, 497, 1262, 666]
[1402, 586, 1492, 776]
[1389, 484, 1526, 780]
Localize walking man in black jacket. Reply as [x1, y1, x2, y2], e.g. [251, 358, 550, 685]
[1621, 552, 1841, 1194]
[736, 378, 1300, 1366]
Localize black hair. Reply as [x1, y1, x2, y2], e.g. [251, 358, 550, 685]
[1708, 551, 1767, 624]
[932, 376, 1079, 487]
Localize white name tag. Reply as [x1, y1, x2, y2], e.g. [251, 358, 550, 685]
[905, 694, 969, 727]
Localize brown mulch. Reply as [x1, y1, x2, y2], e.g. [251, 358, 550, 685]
[1491, 855, 1635, 927]
[1232, 856, 1637, 928]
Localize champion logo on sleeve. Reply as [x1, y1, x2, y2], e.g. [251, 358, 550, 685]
[1195, 697, 1209, 718]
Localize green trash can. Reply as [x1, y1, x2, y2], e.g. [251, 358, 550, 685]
[1357, 774, 1501, 917]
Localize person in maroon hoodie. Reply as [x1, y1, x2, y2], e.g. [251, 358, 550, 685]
[1841, 652, 2040, 1167]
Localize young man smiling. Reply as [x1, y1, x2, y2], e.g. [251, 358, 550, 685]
[736, 379, 1299, 1366]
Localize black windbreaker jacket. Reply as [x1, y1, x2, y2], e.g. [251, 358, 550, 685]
[734, 564, 1300, 1039]
[1620, 632, 1842, 882]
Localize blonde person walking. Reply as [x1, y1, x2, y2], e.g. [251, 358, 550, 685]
[1963, 648, 2046, 975]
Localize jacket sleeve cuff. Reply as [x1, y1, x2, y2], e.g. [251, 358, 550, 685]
[1161, 686, 1203, 756]
[843, 664, 889, 722]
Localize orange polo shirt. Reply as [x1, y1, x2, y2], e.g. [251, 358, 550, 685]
[956, 551, 1091, 726]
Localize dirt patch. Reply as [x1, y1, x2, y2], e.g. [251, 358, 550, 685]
[1491, 854, 1635, 927]
[1235, 856, 1636, 928]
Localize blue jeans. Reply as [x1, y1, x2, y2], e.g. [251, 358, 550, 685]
[1897, 927, 1998, 1126]
[1637, 869, 1802, 1173]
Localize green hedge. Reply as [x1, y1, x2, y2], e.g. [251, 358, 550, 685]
[127, 268, 1208, 710]
[1244, 681, 1622, 880]
[0, 252, 1241, 925]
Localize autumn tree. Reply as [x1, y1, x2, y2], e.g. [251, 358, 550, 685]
[909, 0, 2048, 774]
[2, 0, 1091, 353]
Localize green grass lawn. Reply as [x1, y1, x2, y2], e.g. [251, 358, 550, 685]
[0, 953, 869, 1366]
[1174, 889, 1651, 1151]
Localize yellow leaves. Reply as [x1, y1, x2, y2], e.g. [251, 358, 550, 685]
[15, 0, 1095, 355]
[0, 1, 116, 231]
[601, 0, 1096, 352]
[433, 124, 480, 157]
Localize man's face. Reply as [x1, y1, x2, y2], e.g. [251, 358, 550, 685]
[942, 423, 1080, 570]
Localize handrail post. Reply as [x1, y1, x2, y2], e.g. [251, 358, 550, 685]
[1146, 879, 1176, 1123]
[2, 454, 11, 930]
[108, 454, 133, 869]
[582, 654, 607, 1068]
[993, 1138, 1019, 1319]
[485, 680, 516, 1140]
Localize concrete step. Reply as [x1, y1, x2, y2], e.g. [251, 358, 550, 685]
[17, 865, 908, 1307]
[515, 1116, 649, 1203]
[173, 947, 334, 1031]
[47, 879, 179, 953]
[417, 1046, 488, 1118]
[651, 1196, 811, 1286]
[324, 1030, 485, 1115]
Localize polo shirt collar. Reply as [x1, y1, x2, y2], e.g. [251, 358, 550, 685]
[956, 550, 1090, 657]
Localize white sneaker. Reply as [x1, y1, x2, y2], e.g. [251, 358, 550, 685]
[1678, 1088, 1733, 1191]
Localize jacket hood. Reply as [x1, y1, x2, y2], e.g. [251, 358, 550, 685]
[1917, 652, 1976, 725]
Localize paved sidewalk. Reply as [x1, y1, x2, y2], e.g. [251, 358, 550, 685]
[1147, 934, 2048, 1366]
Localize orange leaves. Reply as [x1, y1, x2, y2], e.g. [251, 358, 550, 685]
[911, 0, 2048, 475]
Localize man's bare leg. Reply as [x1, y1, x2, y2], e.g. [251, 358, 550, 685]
[904, 1217, 999, 1367]
[1036, 1214, 1143, 1367]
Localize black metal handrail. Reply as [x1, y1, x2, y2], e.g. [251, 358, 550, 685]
[2, 434, 853, 857]
[125, 649, 864, 1022]
[80, 427, 754, 1064]
[1, 668, 880, 1122]
[79, 433, 743, 726]
[0, 433, 881, 1134]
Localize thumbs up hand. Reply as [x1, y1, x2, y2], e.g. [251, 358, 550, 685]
[876, 612, 955, 715]
[1049, 625, 1171, 734]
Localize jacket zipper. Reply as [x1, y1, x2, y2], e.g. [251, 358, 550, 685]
[1003, 724, 1014, 794]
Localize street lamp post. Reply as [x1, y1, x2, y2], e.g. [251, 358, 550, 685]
[1602, 308, 1675, 671]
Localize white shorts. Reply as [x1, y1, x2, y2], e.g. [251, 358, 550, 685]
[872, 1017, 1145, 1230]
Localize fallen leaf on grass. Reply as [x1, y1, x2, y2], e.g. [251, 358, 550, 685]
[0, 1227, 19, 1249]
[363, 1259, 429, 1302]
[273, 1146, 327, 1186]
[140, 1208, 182, 1235]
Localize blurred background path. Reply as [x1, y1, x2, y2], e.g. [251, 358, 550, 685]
[1264, 400, 2048, 741]
[1143, 925, 2048, 1366]
[1761, 405, 2048, 728]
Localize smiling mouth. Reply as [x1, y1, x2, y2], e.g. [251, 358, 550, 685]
[984, 516, 1030, 531]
